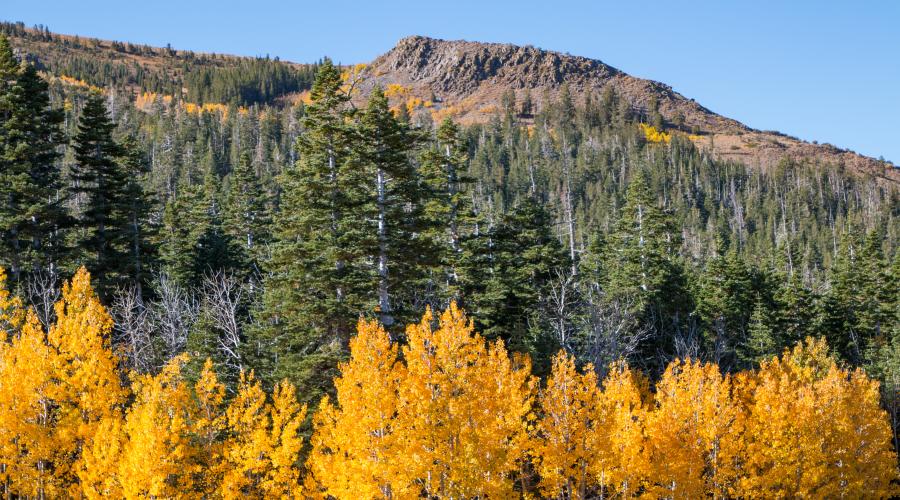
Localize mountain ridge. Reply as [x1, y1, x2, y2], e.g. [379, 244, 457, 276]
[360, 35, 897, 181]
[4, 22, 896, 181]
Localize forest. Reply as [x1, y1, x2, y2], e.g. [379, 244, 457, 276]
[0, 26, 899, 497]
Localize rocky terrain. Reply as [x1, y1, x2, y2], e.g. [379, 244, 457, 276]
[361, 36, 898, 181]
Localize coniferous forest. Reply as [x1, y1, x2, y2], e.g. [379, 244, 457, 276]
[0, 21, 899, 498]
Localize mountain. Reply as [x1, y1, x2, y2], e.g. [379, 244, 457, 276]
[359, 36, 897, 181]
[3, 21, 896, 181]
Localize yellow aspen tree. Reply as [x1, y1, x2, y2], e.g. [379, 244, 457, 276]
[741, 337, 899, 497]
[259, 380, 306, 498]
[0, 268, 23, 338]
[534, 351, 600, 499]
[222, 370, 270, 497]
[79, 415, 125, 498]
[47, 267, 128, 493]
[593, 361, 650, 497]
[393, 303, 536, 498]
[193, 358, 227, 495]
[644, 359, 742, 499]
[0, 311, 61, 498]
[222, 371, 306, 498]
[115, 355, 198, 498]
[307, 318, 404, 498]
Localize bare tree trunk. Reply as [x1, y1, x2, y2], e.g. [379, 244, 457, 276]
[376, 167, 393, 326]
[562, 135, 578, 275]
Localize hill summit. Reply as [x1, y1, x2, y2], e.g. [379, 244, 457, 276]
[361, 35, 896, 180]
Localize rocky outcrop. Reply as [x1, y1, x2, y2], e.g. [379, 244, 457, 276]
[361, 36, 897, 182]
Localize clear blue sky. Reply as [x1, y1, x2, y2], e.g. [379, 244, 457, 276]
[5, 0, 899, 163]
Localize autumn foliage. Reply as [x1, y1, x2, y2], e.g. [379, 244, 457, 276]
[0, 268, 897, 498]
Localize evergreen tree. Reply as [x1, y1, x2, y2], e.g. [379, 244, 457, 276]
[159, 195, 197, 287]
[224, 151, 270, 277]
[419, 117, 473, 298]
[741, 294, 778, 365]
[192, 165, 246, 280]
[70, 93, 132, 299]
[251, 59, 357, 400]
[774, 268, 816, 351]
[161, 167, 245, 289]
[604, 171, 679, 311]
[354, 87, 426, 327]
[117, 137, 158, 300]
[603, 170, 689, 353]
[0, 37, 69, 284]
[695, 248, 755, 366]
[461, 196, 568, 372]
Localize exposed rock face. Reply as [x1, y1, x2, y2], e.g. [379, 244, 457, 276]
[362, 36, 897, 182]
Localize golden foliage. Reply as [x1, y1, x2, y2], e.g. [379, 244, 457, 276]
[339, 63, 368, 96]
[221, 371, 307, 498]
[0, 312, 61, 497]
[640, 122, 671, 143]
[534, 351, 601, 498]
[740, 338, 898, 497]
[394, 303, 536, 498]
[97, 355, 195, 497]
[383, 83, 411, 98]
[644, 359, 743, 498]
[57, 74, 104, 93]
[48, 267, 128, 494]
[309, 304, 536, 498]
[0, 270, 897, 497]
[307, 318, 403, 497]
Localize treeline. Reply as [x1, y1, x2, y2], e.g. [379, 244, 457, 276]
[1, 30, 899, 463]
[0, 271, 896, 497]
[1, 24, 316, 105]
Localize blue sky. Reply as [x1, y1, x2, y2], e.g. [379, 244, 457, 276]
[5, 1, 899, 162]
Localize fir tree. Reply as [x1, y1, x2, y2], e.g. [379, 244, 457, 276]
[462, 196, 568, 372]
[741, 294, 778, 365]
[0, 38, 69, 284]
[117, 137, 158, 300]
[251, 59, 357, 400]
[224, 151, 270, 277]
[70, 93, 131, 299]
[419, 117, 473, 298]
[353, 87, 426, 327]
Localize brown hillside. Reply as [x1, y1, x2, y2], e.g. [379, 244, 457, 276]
[360, 36, 898, 182]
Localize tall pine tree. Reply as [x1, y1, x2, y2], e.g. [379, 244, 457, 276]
[251, 59, 358, 401]
[0, 36, 69, 284]
[71, 93, 132, 299]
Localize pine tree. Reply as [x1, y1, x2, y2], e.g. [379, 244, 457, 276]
[252, 59, 358, 400]
[419, 117, 473, 297]
[161, 168, 244, 289]
[603, 171, 689, 366]
[462, 196, 568, 371]
[354, 86, 427, 327]
[774, 268, 816, 350]
[0, 37, 69, 284]
[70, 93, 131, 299]
[695, 248, 755, 365]
[741, 294, 778, 365]
[117, 137, 158, 300]
[224, 151, 270, 276]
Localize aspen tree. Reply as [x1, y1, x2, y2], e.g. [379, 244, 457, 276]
[307, 318, 404, 498]
[393, 303, 536, 497]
